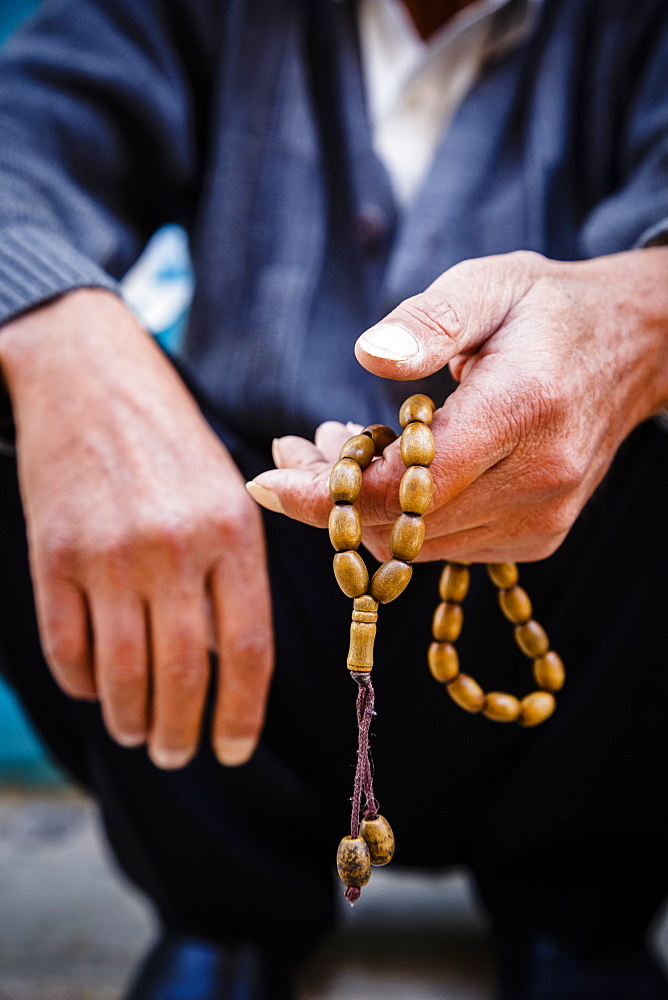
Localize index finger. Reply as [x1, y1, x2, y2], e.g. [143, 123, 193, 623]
[246, 377, 518, 529]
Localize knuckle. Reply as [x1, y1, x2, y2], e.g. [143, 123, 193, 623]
[535, 448, 586, 495]
[395, 290, 462, 340]
[508, 249, 547, 272]
[44, 627, 84, 669]
[105, 659, 146, 690]
[225, 628, 272, 669]
[162, 654, 208, 692]
[215, 499, 259, 547]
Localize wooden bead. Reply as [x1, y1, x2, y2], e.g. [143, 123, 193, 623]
[483, 692, 522, 723]
[370, 559, 412, 604]
[438, 563, 470, 603]
[362, 424, 397, 456]
[432, 601, 463, 642]
[328, 504, 362, 552]
[329, 458, 362, 504]
[400, 421, 435, 468]
[487, 562, 519, 589]
[353, 595, 378, 612]
[339, 433, 375, 470]
[359, 815, 395, 866]
[514, 620, 550, 658]
[347, 621, 376, 671]
[520, 691, 556, 727]
[427, 641, 459, 683]
[399, 394, 435, 428]
[533, 650, 565, 692]
[336, 836, 371, 888]
[389, 513, 425, 561]
[399, 466, 433, 515]
[498, 585, 532, 624]
[446, 674, 485, 713]
[333, 550, 369, 598]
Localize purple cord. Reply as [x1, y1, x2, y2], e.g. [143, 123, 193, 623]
[345, 672, 377, 905]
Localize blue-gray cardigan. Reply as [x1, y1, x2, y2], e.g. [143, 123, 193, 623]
[0, 0, 667, 452]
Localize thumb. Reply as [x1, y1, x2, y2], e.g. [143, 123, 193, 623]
[355, 251, 543, 380]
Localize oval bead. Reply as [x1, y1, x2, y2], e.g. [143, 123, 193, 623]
[498, 585, 532, 624]
[329, 458, 362, 504]
[514, 620, 550, 658]
[399, 394, 435, 428]
[427, 641, 459, 683]
[533, 650, 565, 692]
[337, 836, 372, 888]
[487, 562, 519, 589]
[432, 601, 463, 642]
[446, 674, 485, 714]
[439, 563, 470, 604]
[400, 422, 435, 468]
[399, 466, 434, 515]
[359, 814, 395, 866]
[520, 691, 556, 728]
[347, 621, 376, 671]
[362, 424, 397, 456]
[333, 550, 369, 598]
[483, 691, 522, 723]
[328, 504, 362, 552]
[339, 433, 375, 470]
[389, 513, 425, 562]
[370, 559, 413, 604]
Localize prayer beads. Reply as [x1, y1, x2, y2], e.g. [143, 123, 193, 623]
[329, 394, 565, 903]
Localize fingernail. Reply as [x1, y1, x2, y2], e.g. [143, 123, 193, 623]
[346, 421, 364, 434]
[357, 323, 420, 361]
[271, 438, 286, 469]
[215, 737, 256, 767]
[149, 747, 193, 770]
[115, 732, 146, 749]
[246, 480, 285, 514]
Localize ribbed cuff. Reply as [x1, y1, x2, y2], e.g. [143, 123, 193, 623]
[0, 224, 121, 453]
[0, 223, 119, 326]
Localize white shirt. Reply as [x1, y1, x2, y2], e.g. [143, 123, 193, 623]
[357, 0, 540, 206]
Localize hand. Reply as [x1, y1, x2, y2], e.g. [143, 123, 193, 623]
[0, 290, 273, 768]
[247, 248, 668, 563]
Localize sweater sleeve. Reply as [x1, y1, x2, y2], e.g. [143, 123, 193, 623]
[0, 0, 216, 326]
[580, 4, 668, 256]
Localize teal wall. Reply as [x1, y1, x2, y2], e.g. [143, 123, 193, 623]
[0, 0, 39, 44]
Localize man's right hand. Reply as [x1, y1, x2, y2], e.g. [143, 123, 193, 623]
[0, 289, 273, 769]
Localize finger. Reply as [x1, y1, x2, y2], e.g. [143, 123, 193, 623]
[90, 590, 149, 747]
[355, 251, 545, 380]
[34, 576, 97, 700]
[272, 434, 327, 471]
[211, 521, 273, 768]
[148, 591, 210, 769]
[314, 421, 358, 463]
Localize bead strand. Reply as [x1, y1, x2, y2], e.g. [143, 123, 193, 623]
[427, 560, 563, 727]
[329, 394, 565, 902]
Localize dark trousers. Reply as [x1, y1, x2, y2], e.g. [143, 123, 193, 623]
[2, 417, 668, 957]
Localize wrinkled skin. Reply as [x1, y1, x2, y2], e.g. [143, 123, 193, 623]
[1, 248, 667, 767]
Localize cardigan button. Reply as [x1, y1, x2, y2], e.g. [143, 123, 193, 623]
[356, 205, 389, 250]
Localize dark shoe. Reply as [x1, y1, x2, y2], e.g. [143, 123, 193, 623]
[496, 932, 668, 1000]
[124, 933, 297, 1000]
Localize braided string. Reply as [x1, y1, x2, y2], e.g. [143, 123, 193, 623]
[345, 672, 377, 904]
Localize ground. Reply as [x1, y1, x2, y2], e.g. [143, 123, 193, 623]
[1, 785, 667, 1000]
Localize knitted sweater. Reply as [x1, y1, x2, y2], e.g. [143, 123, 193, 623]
[1, 0, 667, 455]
